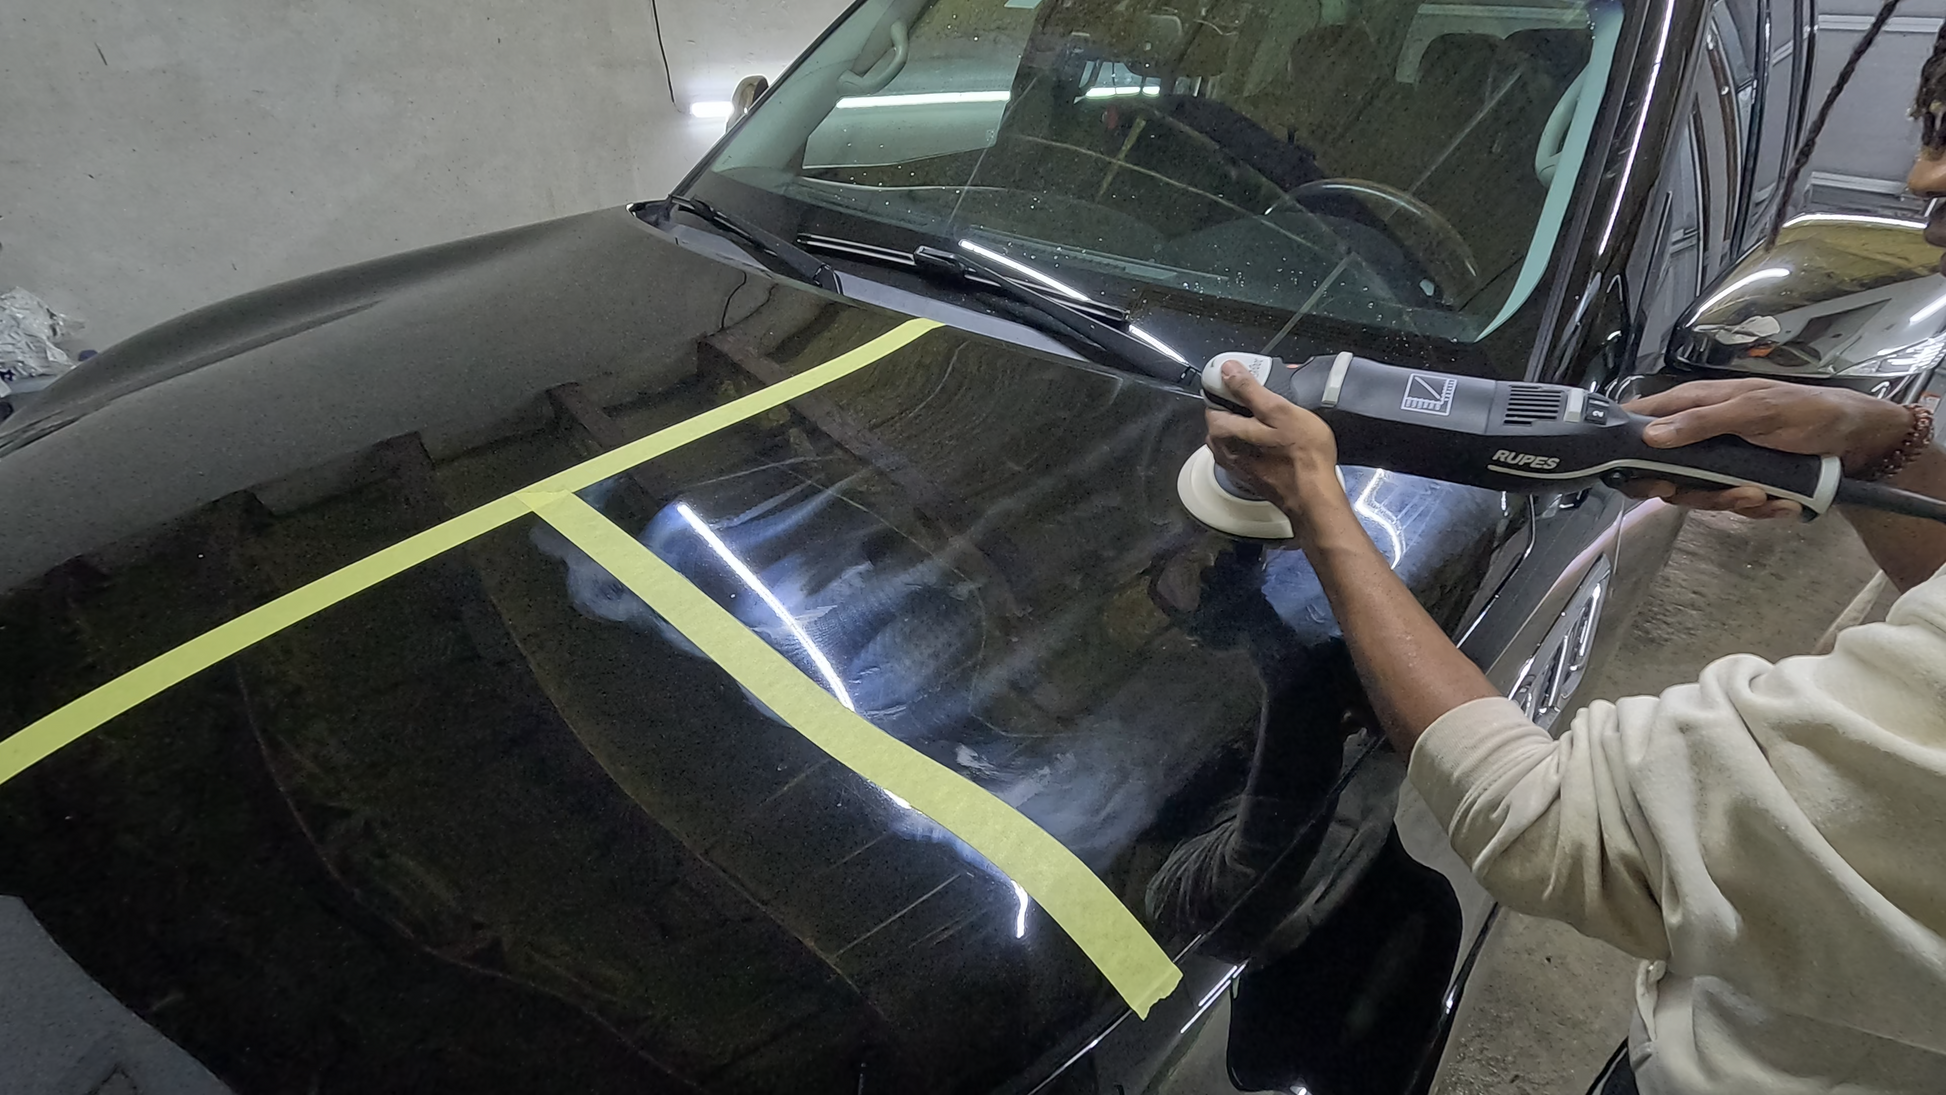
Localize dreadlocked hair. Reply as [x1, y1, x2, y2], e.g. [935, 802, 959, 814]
[1769, 0, 1905, 243]
[1917, 22, 1946, 151]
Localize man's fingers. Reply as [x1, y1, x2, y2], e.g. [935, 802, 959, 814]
[1205, 440, 1272, 493]
[1657, 484, 1800, 519]
[1626, 476, 1802, 519]
[1739, 499, 1802, 521]
[1205, 407, 1284, 448]
[1639, 400, 1764, 449]
[1663, 485, 1770, 511]
[1622, 378, 1775, 418]
[1620, 479, 1678, 501]
[1219, 361, 1300, 420]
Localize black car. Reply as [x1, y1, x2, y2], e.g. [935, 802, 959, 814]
[0, 0, 1914, 1092]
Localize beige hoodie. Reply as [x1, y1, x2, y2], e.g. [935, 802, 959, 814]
[1410, 567, 1946, 1093]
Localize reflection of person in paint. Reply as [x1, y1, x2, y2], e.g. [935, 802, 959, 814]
[1141, 543, 1370, 936]
[1203, 32, 1946, 1095]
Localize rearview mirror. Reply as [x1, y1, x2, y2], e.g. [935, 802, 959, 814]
[1667, 213, 1946, 402]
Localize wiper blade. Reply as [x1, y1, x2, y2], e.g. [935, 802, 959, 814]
[797, 234, 1192, 385]
[663, 194, 838, 292]
[910, 245, 1192, 385]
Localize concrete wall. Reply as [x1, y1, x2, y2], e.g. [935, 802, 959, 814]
[0, 0, 731, 348]
[1807, 0, 1943, 214]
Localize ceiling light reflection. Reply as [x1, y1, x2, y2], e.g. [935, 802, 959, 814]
[1598, 0, 1674, 255]
[1353, 469, 1405, 565]
[1013, 882, 1031, 938]
[1129, 325, 1188, 364]
[1179, 964, 1244, 1033]
[1911, 290, 1946, 327]
[1790, 212, 1929, 231]
[958, 239, 1091, 301]
[1691, 266, 1790, 317]
[676, 503, 856, 710]
[836, 90, 1012, 109]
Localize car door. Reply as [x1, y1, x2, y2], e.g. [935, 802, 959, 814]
[1454, 0, 1770, 721]
[1454, 0, 1808, 744]
[1559, 0, 1802, 698]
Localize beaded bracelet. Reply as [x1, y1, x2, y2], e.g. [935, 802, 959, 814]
[1859, 403, 1936, 482]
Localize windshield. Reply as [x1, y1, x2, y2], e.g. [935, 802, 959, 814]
[699, 0, 1620, 345]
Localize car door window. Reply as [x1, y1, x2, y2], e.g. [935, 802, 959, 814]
[1743, 0, 1805, 238]
[1694, 13, 1744, 272]
[1633, 121, 1707, 373]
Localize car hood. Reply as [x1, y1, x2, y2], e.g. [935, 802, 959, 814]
[0, 207, 1503, 1095]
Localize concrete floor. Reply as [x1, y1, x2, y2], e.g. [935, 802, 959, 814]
[1433, 506, 1887, 1095]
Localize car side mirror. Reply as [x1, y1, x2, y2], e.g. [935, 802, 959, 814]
[1666, 213, 1946, 401]
[727, 74, 770, 129]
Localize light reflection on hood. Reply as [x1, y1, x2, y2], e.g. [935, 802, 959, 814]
[530, 466, 1254, 877]
[531, 456, 1500, 894]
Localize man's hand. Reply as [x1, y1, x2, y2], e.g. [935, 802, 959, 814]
[1203, 366, 1499, 748]
[1622, 378, 1913, 519]
[1204, 360, 1349, 540]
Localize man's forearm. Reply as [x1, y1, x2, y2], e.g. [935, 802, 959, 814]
[1844, 444, 1946, 592]
[1298, 489, 1501, 756]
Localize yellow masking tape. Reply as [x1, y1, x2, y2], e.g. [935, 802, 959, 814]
[0, 319, 941, 787]
[521, 489, 1183, 1017]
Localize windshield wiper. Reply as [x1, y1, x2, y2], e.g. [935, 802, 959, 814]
[800, 235, 1194, 386]
[662, 194, 839, 292]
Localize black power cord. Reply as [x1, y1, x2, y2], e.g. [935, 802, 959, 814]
[1836, 479, 1946, 524]
[1768, 0, 1907, 243]
[1766, 0, 1946, 527]
[649, 0, 679, 110]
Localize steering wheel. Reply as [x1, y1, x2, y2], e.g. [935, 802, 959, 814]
[1287, 178, 1483, 303]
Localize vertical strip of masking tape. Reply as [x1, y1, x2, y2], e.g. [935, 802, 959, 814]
[0, 319, 941, 788]
[522, 490, 1184, 1017]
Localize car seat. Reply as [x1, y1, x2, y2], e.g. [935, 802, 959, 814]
[1235, 23, 1389, 156]
[1406, 30, 1589, 296]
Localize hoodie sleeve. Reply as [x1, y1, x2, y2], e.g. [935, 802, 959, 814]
[1407, 695, 1671, 961]
[1407, 567, 1946, 1056]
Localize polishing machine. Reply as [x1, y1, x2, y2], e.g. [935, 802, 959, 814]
[1180, 351, 1946, 539]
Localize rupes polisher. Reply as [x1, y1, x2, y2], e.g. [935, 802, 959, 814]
[1181, 352, 1946, 539]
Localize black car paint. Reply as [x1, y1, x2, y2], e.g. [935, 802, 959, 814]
[0, 0, 1790, 1090]
[0, 207, 1505, 1093]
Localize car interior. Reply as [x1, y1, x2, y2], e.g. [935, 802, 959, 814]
[784, 0, 1604, 335]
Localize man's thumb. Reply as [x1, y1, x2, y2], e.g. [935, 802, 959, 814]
[1640, 418, 1681, 447]
[1641, 408, 1727, 449]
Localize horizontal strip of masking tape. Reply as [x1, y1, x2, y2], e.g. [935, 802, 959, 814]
[0, 319, 941, 788]
[522, 490, 1182, 1017]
